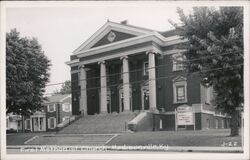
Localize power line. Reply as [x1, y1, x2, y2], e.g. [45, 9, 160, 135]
[46, 52, 242, 87]
[43, 63, 243, 96]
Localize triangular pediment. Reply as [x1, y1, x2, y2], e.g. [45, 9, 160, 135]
[172, 76, 187, 82]
[91, 30, 136, 48]
[73, 21, 154, 54]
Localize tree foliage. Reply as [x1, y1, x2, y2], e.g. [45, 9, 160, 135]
[53, 80, 71, 95]
[6, 29, 51, 116]
[175, 7, 243, 136]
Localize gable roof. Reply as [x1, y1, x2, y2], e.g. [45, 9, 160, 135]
[44, 94, 71, 104]
[73, 21, 160, 54]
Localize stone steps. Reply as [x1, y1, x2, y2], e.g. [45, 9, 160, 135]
[59, 113, 137, 134]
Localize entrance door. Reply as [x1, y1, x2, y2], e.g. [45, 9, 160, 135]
[39, 117, 46, 131]
[206, 118, 210, 129]
[32, 117, 46, 131]
[119, 86, 132, 112]
[107, 89, 111, 113]
[141, 84, 149, 110]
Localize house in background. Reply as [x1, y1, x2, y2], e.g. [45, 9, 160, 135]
[7, 94, 72, 133]
[44, 94, 72, 131]
[6, 113, 22, 133]
[23, 110, 46, 132]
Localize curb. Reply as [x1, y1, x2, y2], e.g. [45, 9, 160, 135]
[7, 145, 243, 153]
[167, 146, 243, 153]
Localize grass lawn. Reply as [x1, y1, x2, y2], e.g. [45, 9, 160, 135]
[7, 129, 241, 147]
[27, 134, 114, 145]
[107, 129, 241, 147]
[7, 132, 48, 145]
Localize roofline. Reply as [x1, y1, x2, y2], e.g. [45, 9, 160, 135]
[72, 21, 157, 54]
[72, 22, 109, 54]
[43, 94, 72, 104]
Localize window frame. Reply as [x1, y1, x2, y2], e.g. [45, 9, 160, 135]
[47, 104, 56, 112]
[172, 53, 185, 71]
[62, 103, 71, 112]
[173, 76, 188, 104]
[48, 117, 56, 129]
[143, 61, 149, 76]
[25, 119, 31, 130]
[205, 86, 212, 104]
[176, 85, 186, 102]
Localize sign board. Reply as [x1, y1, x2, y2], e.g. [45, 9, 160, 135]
[177, 106, 192, 112]
[177, 112, 194, 125]
[176, 105, 194, 126]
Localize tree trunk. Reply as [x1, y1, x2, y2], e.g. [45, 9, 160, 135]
[230, 110, 239, 136]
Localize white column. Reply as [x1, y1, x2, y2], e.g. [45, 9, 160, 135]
[99, 61, 107, 114]
[147, 51, 157, 112]
[120, 56, 130, 112]
[79, 65, 87, 115]
[30, 118, 33, 132]
[38, 117, 40, 131]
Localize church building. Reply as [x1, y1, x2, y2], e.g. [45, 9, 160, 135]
[66, 21, 230, 131]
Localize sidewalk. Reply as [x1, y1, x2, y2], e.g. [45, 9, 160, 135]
[167, 146, 243, 153]
[7, 145, 243, 153]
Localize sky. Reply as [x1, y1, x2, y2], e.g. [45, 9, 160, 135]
[6, 2, 194, 95]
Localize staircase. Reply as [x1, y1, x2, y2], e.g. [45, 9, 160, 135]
[59, 113, 137, 134]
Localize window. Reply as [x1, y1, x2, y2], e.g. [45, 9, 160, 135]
[221, 119, 224, 129]
[62, 116, 70, 122]
[47, 104, 55, 112]
[176, 86, 185, 102]
[173, 76, 187, 103]
[215, 119, 219, 129]
[172, 53, 185, 71]
[143, 61, 149, 76]
[25, 119, 31, 130]
[62, 103, 71, 112]
[48, 117, 56, 129]
[159, 119, 163, 129]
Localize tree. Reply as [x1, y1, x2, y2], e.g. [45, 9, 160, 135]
[53, 80, 71, 95]
[174, 7, 243, 136]
[6, 29, 51, 116]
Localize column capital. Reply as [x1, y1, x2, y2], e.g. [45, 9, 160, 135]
[78, 64, 85, 69]
[146, 50, 158, 55]
[98, 60, 105, 65]
[120, 55, 128, 60]
[79, 65, 90, 71]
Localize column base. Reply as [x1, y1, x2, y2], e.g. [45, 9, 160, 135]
[80, 110, 86, 116]
[149, 108, 159, 114]
[121, 110, 132, 114]
[99, 112, 108, 115]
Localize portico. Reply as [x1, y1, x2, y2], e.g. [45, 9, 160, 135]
[76, 51, 158, 115]
[66, 20, 185, 115]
